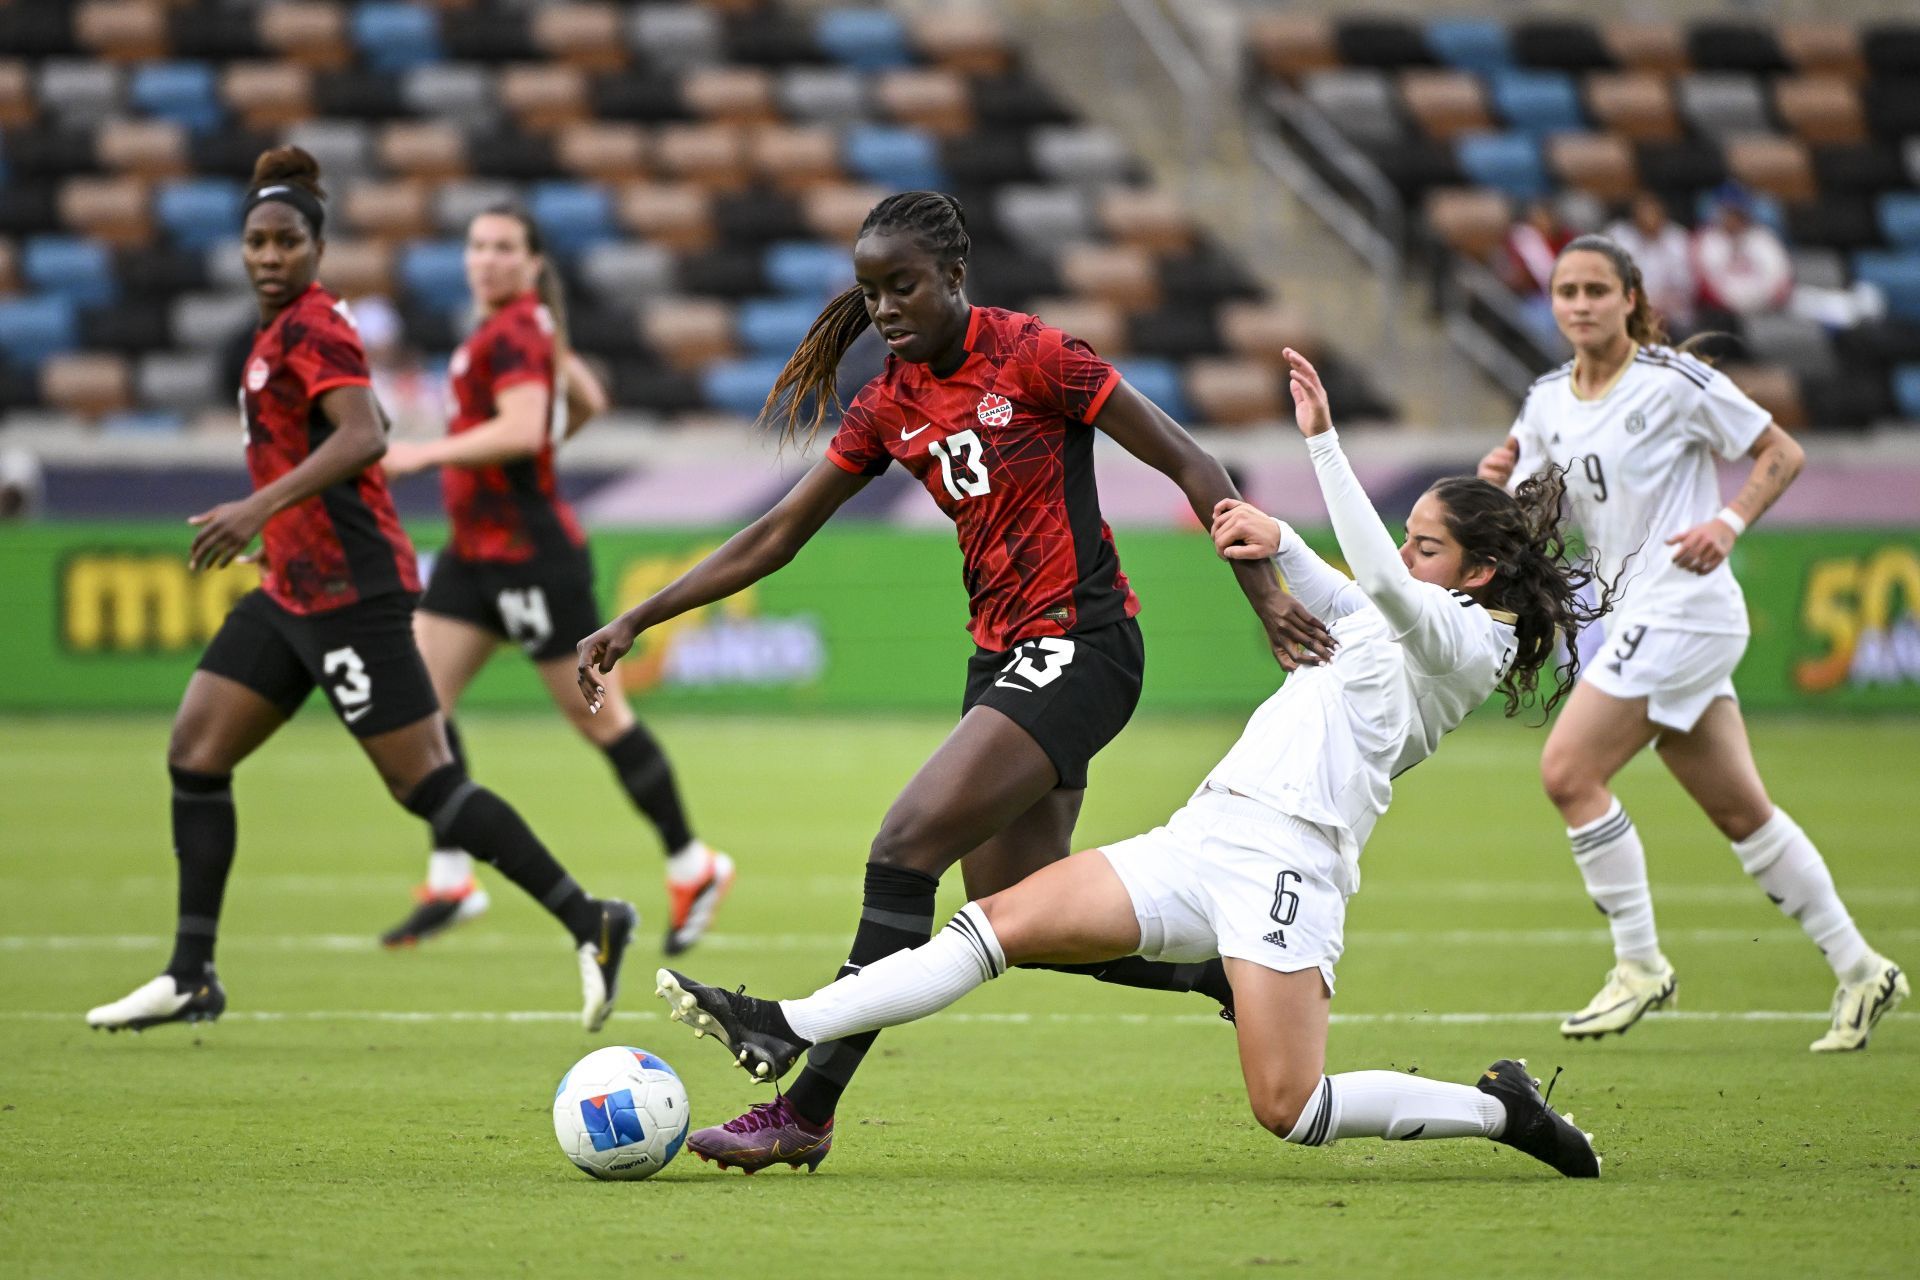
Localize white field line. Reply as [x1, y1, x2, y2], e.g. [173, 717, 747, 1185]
[0, 1008, 1907, 1026]
[4, 927, 1917, 953]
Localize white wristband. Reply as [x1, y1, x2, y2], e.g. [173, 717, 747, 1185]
[1716, 507, 1748, 537]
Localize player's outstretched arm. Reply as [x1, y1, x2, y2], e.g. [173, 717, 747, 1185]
[188, 383, 387, 571]
[576, 458, 870, 710]
[1213, 499, 1370, 621]
[384, 382, 547, 476]
[1092, 379, 1334, 670]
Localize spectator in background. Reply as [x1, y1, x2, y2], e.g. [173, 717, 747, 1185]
[1609, 192, 1697, 336]
[1694, 184, 1792, 320]
[1502, 198, 1574, 297]
[352, 295, 443, 439]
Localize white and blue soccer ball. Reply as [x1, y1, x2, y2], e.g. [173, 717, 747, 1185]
[552, 1046, 691, 1181]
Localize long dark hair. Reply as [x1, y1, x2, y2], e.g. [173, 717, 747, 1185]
[760, 190, 972, 448]
[1427, 468, 1612, 718]
[1553, 233, 1723, 361]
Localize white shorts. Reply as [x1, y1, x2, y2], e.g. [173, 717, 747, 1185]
[1098, 788, 1347, 994]
[1581, 621, 1746, 734]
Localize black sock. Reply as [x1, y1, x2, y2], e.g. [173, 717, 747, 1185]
[602, 723, 694, 854]
[165, 766, 235, 982]
[425, 719, 472, 855]
[783, 863, 939, 1126]
[403, 764, 599, 942]
[1028, 957, 1234, 1007]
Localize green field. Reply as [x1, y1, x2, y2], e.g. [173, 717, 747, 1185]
[0, 712, 1913, 1278]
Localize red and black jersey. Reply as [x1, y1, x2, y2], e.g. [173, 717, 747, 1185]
[827, 306, 1140, 650]
[441, 292, 586, 564]
[241, 283, 420, 615]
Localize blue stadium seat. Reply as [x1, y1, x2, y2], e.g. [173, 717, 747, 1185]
[1853, 251, 1920, 322]
[527, 182, 615, 256]
[1115, 358, 1186, 423]
[1892, 364, 1920, 421]
[1876, 192, 1920, 249]
[0, 295, 79, 368]
[23, 237, 117, 308]
[1488, 70, 1584, 134]
[765, 241, 853, 296]
[737, 297, 823, 356]
[815, 9, 910, 71]
[399, 240, 471, 313]
[351, 4, 443, 73]
[156, 179, 245, 250]
[1455, 132, 1548, 199]
[702, 356, 789, 417]
[130, 63, 222, 133]
[1426, 19, 1512, 74]
[844, 125, 945, 190]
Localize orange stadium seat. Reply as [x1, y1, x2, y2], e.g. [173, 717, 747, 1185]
[1400, 70, 1492, 141]
[801, 183, 887, 240]
[1059, 244, 1160, 311]
[1726, 134, 1817, 201]
[641, 298, 734, 371]
[555, 122, 650, 182]
[531, 4, 629, 73]
[1098, 188, 1194, 255]
[0, 61, 33, 128]
[681, 67, 779, 125]
[1247, 13, 1339, 82]
[258, 2, 352, 71]
[222, 63, 314, 131]
[1424, 188, 1511, 260]
[616, 182, 716, 252]
[0, 239, 20, 295]
[41, 352, 134, 418]
[1025, 297, 1127, 355]
[1548, 133, 1640, 200]
[1185, 358, 1285, 426]
[314, 240, 394, 298]
[874, 69, 973, 137]
[1603, 22, 1690, 75]
[1585, 72, 1682, 142]
[1725, 363, 1807, 429]
[75, 1, 170, 64]
[749, 124, 842, 189]
[342, 179, 432, 241]
[653, 123, 751, 189]
[1780, 22, 1867, 79]
[911, 9, 1012, 77]
[58, 176, 153, 248]
[1774, 76, 1867, 145]
[499, 64, 589, 131]
[95, 118, 189, 177]
[1218, 301, 1322, 364]
[376, 121, 468, 181]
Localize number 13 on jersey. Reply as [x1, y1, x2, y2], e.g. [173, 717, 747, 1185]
[928, 429, 991, 501]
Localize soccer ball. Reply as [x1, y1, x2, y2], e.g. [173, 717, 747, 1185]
[552, 1046, 691, 1181]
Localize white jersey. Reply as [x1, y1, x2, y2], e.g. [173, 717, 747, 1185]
[1511, 345, 1771, 635]
[1204, 432, 1517, 894]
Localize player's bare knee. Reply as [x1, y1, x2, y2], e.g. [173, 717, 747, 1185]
[1249, 1079, 1318, 1138]
[1540, 750, 1597, 814]
[867, 815, 949, 874]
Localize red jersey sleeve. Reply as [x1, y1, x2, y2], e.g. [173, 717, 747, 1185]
[825, 390, 892, 477]
[484, 306, 555, 396]
[284, 300, 372, 400]
[1017, 322, 1121, 425]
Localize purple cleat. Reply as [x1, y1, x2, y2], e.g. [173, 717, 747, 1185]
[688, 1096, 833, 1174]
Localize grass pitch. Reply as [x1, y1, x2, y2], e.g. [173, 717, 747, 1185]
[0, 712, 1913, 1278]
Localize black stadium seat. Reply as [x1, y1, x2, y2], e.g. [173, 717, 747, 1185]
[713, 192, 806, 244]
[467, 134, 557, 181]
[441, 12, 531, 63]
[168, 10, 264, 60]
[116, 249, 208, 300]
[1687, 23, 1789, 74]
[969, 75, 1074, 129]
[612, 362, 704, 415]
[0, 185, 61, 236]
[589, 76, 688, 123]
[1126, 306, 1221, 359]
[723, 14, 821, 68]
[1785, 197, 1881, 250]
[1511, 21, 1614, 72]
[1334, 18, 1433, 70]
[1862, 79, 1920, 140]
[0, 6, 77, 58]
[314, 72, 407, 120]
[1, 128, 97, 179]
[80, 301, 170, 352]
[942, 133, 1038, 185]
[677, 248, 768, 298]
[1812, 143, 1908, 195]
[189, 130, 277, 178]
[1861, 24, 1920, 75]
[1635, 140, 1728, 192]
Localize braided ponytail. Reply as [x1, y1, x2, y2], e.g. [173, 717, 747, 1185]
[761, 190, 972, 448]
[1426, 469, 1615, 718]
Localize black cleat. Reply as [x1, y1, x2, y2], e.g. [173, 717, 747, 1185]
[655, 968, 810, 1082]
[578, 899, 638, 1032]
[379, 882, 490, 949]
[1477, 1058, 1601, 1178]
[86, 972, 228, 1032]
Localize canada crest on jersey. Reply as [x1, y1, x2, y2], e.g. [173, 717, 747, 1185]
[245, 356, 270, 392]
[450, 344, 472, 379]
[976, 393, 1013, 428]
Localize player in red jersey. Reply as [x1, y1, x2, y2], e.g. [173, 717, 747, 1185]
[576, 191, 1335, 1171]
[376, 207, 731, 954]
[86, 147, 637, 1036]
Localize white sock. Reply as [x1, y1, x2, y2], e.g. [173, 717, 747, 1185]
[426, 849, 473, 895]
[665, 840, 713, 886]
[1283, 1072, 1506, 1146]
[1733, 808, 1874, 982]
[782, 902, 1006, 1044]
[1569, 798, 1662, 966]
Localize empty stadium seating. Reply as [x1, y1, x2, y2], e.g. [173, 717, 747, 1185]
[0, 1, 1392, 430]
[1251, 13, 1920, 428]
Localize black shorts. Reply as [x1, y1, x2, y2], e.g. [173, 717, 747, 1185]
[418, 548, 600, 662]
[198, 589, 440, 739]
[961, 617, 1145, 790]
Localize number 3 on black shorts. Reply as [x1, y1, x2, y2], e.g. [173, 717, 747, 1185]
[993, 637, 1076, 692]
[323, 646, 372, 714]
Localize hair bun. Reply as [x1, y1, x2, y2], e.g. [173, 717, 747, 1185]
[249, 145, 325, 200]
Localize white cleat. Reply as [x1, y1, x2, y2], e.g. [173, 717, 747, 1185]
[576, 900, 638, 1032]
[1811, 956, 1908, 1052]
[1560, 957, 1677, 1039]
[86, 972, 226, 1032]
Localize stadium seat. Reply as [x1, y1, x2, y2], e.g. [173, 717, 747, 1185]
[40, 351, 132, 417]
[1643, 140, 1730, 194]
[1688, 22, 1788, 73]
[1027, 296, 1126, 354]
[377, 121, 466, 181]
[130, 62, 221, 133]
[749, 124, 842, 189]
[284, 119, 370, 179]
[499, 65, 588, 130]
[654, 123, 751, 189]
[400, 64, 490, 120]
[0, 294, 80, 367]
[398, 240, 470, 312]
[579, 242, 676, 302]
[1679, 74, 1771, 138]
[995, 185, 1089, 255]
[1032, 126, 1132, 186]
[1426, 18, 1512, 75]
[39, 60, 121, 124]
[56, 176, 150, 248]
[1853, 251, 1920, 321]
[1879, 193, 1920, 248]
[136, 350, 216, 412]
[1059, 243, 1159, 310]
[1744, 313, 1839, 380]
[843, 125, 944, 190]
[1781, 22, 1867, 78]
[1585, 71, 1680, 141]
[801, 183, 887, 240]
[222, 63, 313, 131]
[1724, 362, 1808, 429]
[1128, 305, 1219, 359]
[1862, 22, 1920, 75]
[630, 6, 723, 72]
[875, 68, 973, 136]
[912, 8, 1013, 77]
[1510, 20, 1612, 72]
[432, 179, 515, 235]
[1336, 18, 1432, 70]
[1892, 363, 1920, 420]
[1424, 187, 1511, 259]
[1111, 357, 1186, 421]
[531, 3, 628, 72]
[1549, 134, 1639, 200]
[1791, 246, 1849, 290]
[527, 181, 616, 254]
[0, 61, 32, 128]
[350, 4, 441, 74]
[616, 182, 715, 253]
[257, 2, 351, 70]
[1775, 76, 1867, 145]
[1247, 13, 1338, 82]
[315, 240, 392, 298]
[736, 297, 819, 356]
[555, 122, 648, 181]
[701, 355, 787, 417]
[75, 1, 168, 63]
[1727, 136, 1816, 202]
[779, 67, 867, 124]
[1399, 70, 1489, 141]
[815, 9, 910, 72]
[1185, 358, 1283, 426]
[1488, 69, 1584, 134]
[99, 408, 186, 434]
[642, 297, 734, 370]
[1603, 22, 1688, 74]
[683, 67, 777, 123]
[764, 241, 849, 297]
[23, 236, 117, 307]
[1099, 188, 1192, 255]
[1306, 71, 1404, 147]
[1456, 132, 1548, 200]
[156, 178, 243, 250]
[95, 117, 187, 176]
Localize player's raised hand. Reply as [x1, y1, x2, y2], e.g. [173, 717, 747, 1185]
[1212, 498, 1283, 561]
[1259, 593, 1336, 670]
[187, 497, 267, 572]
[1666, 517, 1737, 574]
[1477, 436, 1520, 487]
[1283, 348, 1332, 439]
[575, 615, 641, 713]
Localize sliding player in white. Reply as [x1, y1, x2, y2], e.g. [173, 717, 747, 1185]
[653, 350, 1606, 1177]
[1480, 235, 1905, 1051]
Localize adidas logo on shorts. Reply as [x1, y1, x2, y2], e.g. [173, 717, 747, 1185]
[1263, 929, 1288, 949]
